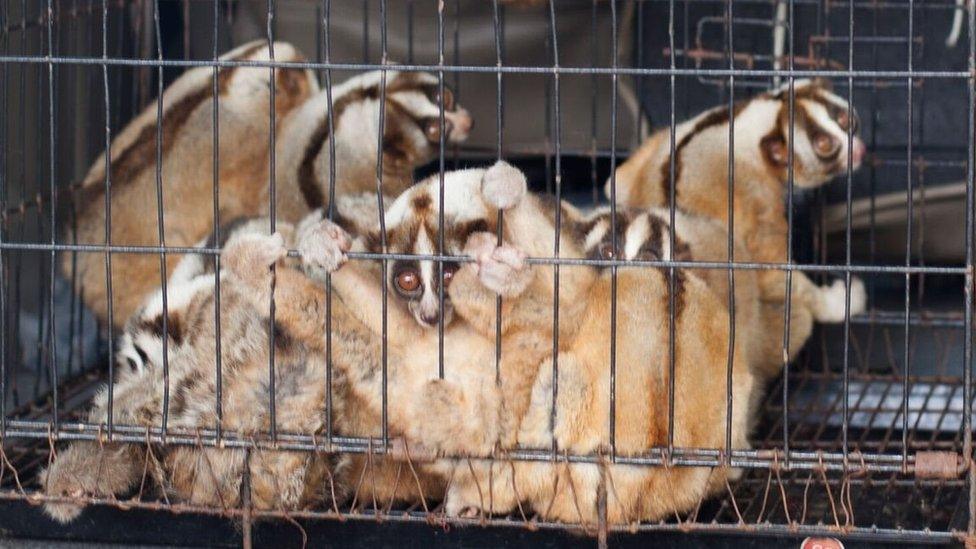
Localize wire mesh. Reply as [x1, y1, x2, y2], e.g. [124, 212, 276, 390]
[0, 0, 973, 545]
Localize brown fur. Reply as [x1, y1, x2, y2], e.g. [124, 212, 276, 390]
[42, 223, 348, 522]
[610, 79, 866, 380]
[306, 166, 754, 524]
[435, 204, 755, 524]
[269, 71, 473, 225]
[63, 40, 318, 329]
[226, 165, 592, 510]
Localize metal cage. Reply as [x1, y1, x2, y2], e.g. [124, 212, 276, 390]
[0, 0, 973, 547]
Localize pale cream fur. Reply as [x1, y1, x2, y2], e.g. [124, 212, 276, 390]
[609, 79, 868, 380]
[64, 40, 318, 328]
[43, 223, 348, 523]
[269, 70, 473, 225]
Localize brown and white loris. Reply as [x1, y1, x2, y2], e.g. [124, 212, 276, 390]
[271, 70, 474, 225]
[608, 77, 868, 377]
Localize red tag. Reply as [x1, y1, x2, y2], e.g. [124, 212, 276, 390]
[800, 538, 845, 549]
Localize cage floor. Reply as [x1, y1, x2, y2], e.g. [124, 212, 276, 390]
[1, 367, 969, 546]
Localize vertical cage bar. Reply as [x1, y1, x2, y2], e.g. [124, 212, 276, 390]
[45, 0, 58, 430]
[666, 0, 677, 459]
[101, 0, 115, 436]
[492, 0, 503, 384]
[635, 0, 644, 140]
[211, 0, 223, 443]
[33, 43, 45, 406]
[0, 0, 7, 436]
[547, 0, 561, 461]
[589, 0, 598, 206]
[60, 3, 71, 377]
[266, 0, 278, 443]
[841, 0, 856, 464]
[12, 0, 24, 410]
[723, 0, 736, 462]
[375, 0, 389, 448]
[608, 0, 618, 461]
[322, 0, 336, 451]
[436, 0, 446, 380]
[451, 0, 460, 169]
[902, 0, 915, 469]
[152, 0, 171, 437]
[781, 0, 796, 469]
[965, 0, 976, 537]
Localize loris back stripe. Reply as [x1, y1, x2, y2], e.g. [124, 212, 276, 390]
[659, 102, 745, 206]
[77, 42, 265, 213]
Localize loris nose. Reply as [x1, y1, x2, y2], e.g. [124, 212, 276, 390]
[421, 310, 440, 325]
[451, 109, 474, 134]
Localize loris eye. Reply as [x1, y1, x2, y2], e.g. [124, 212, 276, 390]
[395, 269, 421, 293]
[813, 132, 838, 157]
[442, 264, 459, 287]
[424, 118, 454, 142]
[835, 110, 858, 133]
[598, 242, 617, 260]
[836, 111, 850, 131]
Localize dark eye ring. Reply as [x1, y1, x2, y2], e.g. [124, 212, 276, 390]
[395, 270, 421, 293]
[424, 118, 454, 143]
[599, 242, 617, 260]
[135, 345, 149, 365]
[813, 132, 838, 157]
[442, 265, 459, 287]
[836, 111, 850, 131]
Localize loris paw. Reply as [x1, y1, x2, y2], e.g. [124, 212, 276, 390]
[223, 232, 287, 284]
[297, 218, 352, 274]
[464, 232, 532, 298]
[444, 497, 485, 519]
[41, 465, 88, 524]
[44, 500, 84, 524]
[815, 276, 867, 323]
[481, 161, 527, 211]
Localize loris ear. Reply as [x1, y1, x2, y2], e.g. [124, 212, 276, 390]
[761, 132, 789, 169]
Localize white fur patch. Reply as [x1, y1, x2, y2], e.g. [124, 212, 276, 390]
[813, 276, 867, 323]
[385, 169, 491, 230]
[623, 213, 650, 260]
[140, 273, 222, 325]
[583, 219, 609, 253]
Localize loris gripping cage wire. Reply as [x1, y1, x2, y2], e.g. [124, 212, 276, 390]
[0, 1, 974, 547]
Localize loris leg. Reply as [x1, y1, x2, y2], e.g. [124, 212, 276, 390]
[41, 441, 148, 523]
[222, 230, 341, 345]
[760, 270, 866, 324]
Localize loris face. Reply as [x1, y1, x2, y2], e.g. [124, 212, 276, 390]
[759, 78, 866, 188]
[365, 169, 499, 329]
[571, 207, 692, 266]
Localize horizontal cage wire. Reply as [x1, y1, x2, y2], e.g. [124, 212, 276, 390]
[0, 0, 974, 546]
